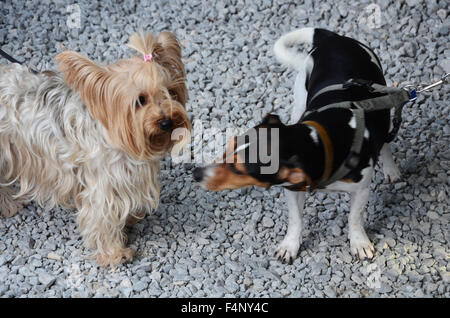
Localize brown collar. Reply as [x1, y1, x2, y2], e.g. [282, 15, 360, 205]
[302, 120, 334, 189]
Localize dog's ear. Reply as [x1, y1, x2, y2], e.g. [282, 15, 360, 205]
[55, 51, 109, 125]
[155, 32, 187, 106]
[278, 166, 310, 185]
[262, 113, 282, 126]
[55, 51, 107, 92]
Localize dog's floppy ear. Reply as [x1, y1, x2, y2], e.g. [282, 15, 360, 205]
[55, 51, 109, 126]
[278, 156, 312, 186]
[278, 166, 309, 184]
[262, 113, 282, 126]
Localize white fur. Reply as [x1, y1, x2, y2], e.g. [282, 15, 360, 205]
[275, 189, 306, 263]
[348, 116, 356, 129]
[273, 27, 314, 71]
[308, 126, 319, 144]
[274, 28, 315, 124]
[233, 142, 251, 154]
[291, 71, 309, 124]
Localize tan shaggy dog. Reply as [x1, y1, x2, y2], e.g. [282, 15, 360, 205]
[0, 31, 191, 266]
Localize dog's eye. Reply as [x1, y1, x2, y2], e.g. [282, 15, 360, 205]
[136, 95, 147, 107]
[168, 89, 177, 99]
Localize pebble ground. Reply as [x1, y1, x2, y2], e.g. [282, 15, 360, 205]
[0, 0, 449, 297]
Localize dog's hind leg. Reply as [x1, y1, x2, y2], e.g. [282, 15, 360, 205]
[380, 143, 401, 183]
[0, 185, 23, 217]
[348, 166, 375, 260]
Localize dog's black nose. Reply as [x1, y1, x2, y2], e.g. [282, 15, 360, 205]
[193, 168, 203, 182]
[159, 119, 173, 131]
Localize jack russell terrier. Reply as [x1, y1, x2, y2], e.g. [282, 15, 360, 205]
[193, 28, 407, 264]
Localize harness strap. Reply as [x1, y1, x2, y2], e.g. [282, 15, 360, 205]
[319, 108, 365, 188]
[308, 83, 349, 104]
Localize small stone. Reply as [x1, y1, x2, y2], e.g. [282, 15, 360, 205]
[323, 286, 337, 297]
[47, 252, 62, 261]
[440, 271, 450, 284]
[261, 216, 274, 228]
[377, 283, 393, 294]
[153, 225, 163, 234]
[438, 26, 449, 36]
[122, 287, 133, 298]
[133, 281, 148, 292]
[120, 278, 132, 288]
[38, 272, 56, 288]
[405, 0, 420, 6]
[211, 230, 227, 243]
[437, 9, 447, 21]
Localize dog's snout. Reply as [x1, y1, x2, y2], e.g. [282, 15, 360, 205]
[193, 167, 203, 182]
[159, 119, 173, 131]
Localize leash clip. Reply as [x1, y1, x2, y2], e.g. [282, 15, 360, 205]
[418, 73, 449, 93]
[402, 84, 417, 102]
[402, 73, 448, 102]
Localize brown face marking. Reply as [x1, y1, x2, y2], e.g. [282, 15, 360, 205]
[278, 167, 312, 186]
[204, 152, 269, 191]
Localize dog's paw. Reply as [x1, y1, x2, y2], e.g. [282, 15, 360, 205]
[274, 237, 301, 264]
[383, 163, 401, 183]
[350, 234, 374, 260]
[96, 248, 135, 267]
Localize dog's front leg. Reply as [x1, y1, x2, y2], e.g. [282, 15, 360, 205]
[275, 189, 306, 264]
[348, 187, 374, 260]
[77, 189, 134, 267]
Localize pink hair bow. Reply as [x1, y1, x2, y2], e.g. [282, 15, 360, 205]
[143, 53, 153, 62]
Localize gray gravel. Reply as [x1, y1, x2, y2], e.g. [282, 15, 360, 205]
[1, 0, 449, 298]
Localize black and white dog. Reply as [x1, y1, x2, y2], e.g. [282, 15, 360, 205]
[193, 28, 401, 263]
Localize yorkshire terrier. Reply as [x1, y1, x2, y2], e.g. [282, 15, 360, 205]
[0, 31, 191, 266]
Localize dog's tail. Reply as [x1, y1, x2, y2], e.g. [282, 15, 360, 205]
[273, 27, 315, 71]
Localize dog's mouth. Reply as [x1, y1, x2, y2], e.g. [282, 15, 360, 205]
[147, 114, 191, 155]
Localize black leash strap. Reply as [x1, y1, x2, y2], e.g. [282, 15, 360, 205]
[0, 48, 38, 74]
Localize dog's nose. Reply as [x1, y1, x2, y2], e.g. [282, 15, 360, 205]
[159, 119, 173, 131]
[193, 168, 203, 182]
